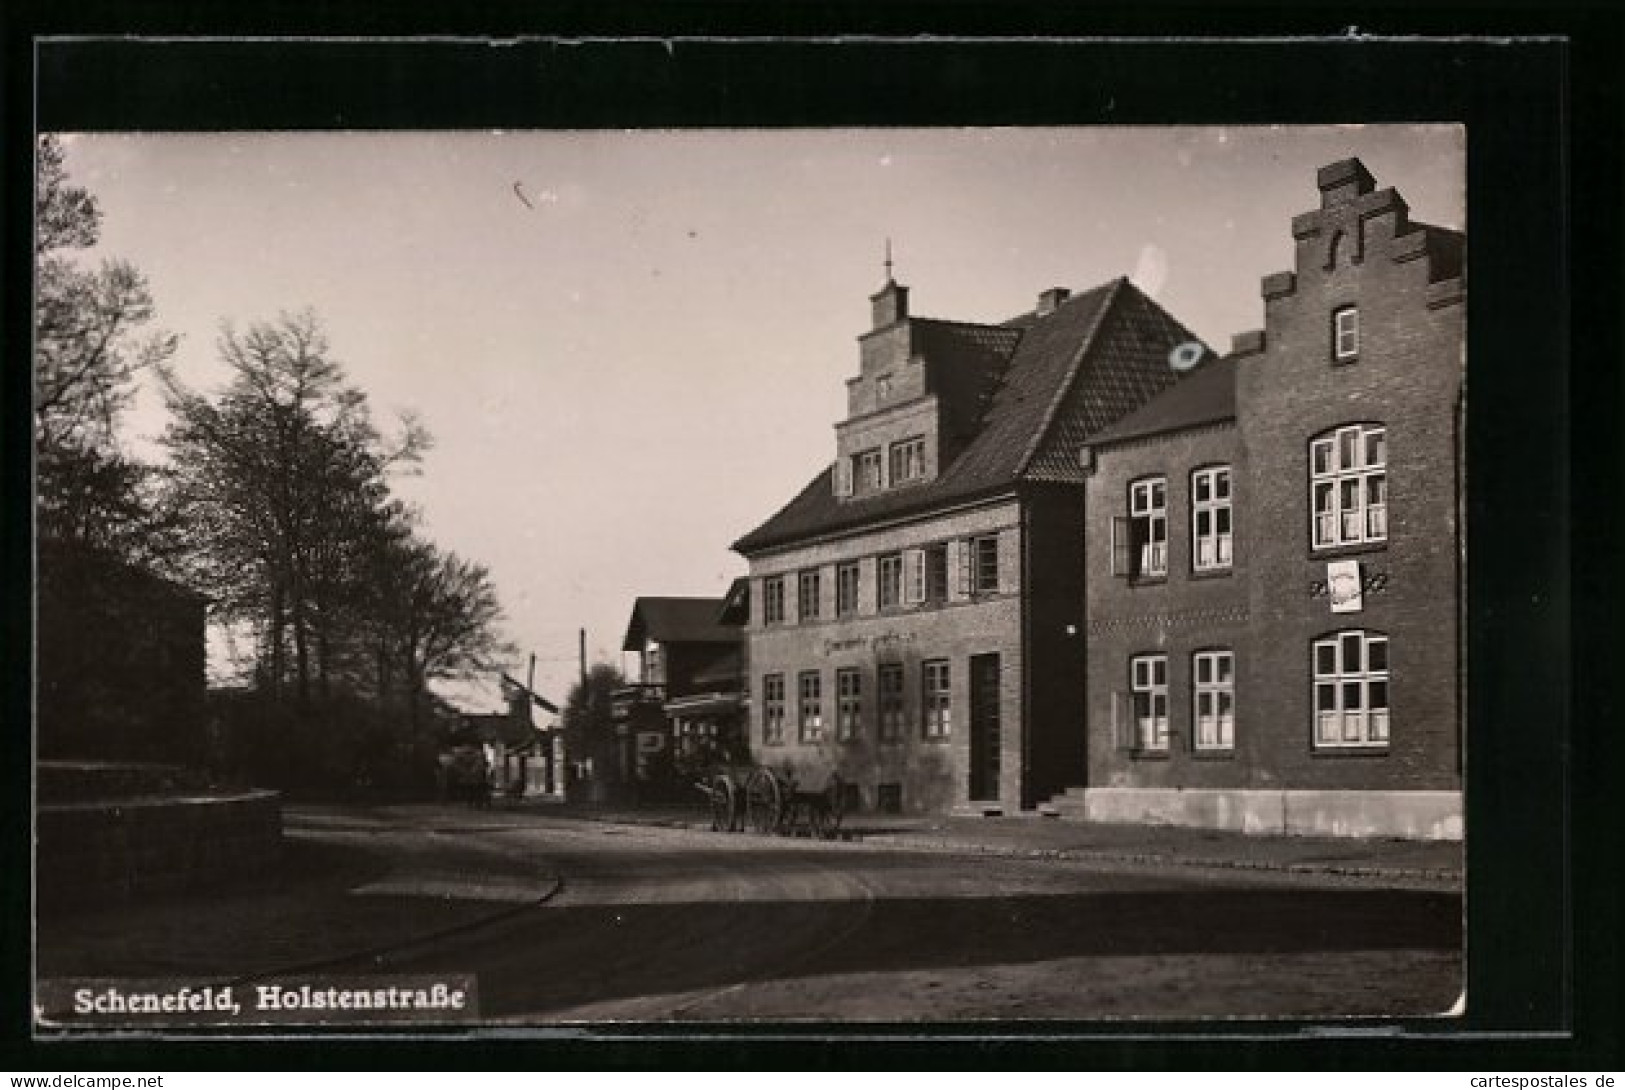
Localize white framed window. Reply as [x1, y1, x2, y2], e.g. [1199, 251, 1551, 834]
[877, 553, 903, 610]
[837, 668, 862, 741]
[1191, 466, 1233, 571]
[763, 576, 786, 625]
[922, 659, 951, 739]
[1193, 650, 1235, 750]
[762, 674, 786, 745]
[798, 670, 823, 744]
[854, 448, 883, 494]
[889, 436, 925, 484]
[1129, 477, 1168, 577]
[1130, 654, 1169, 752]
[1313, 630, 1389, 748]
[1311, 424, 1387, 548]
[878, 663, 905, 743]
[876, 374, 893, 401]
[835, 561, 860, 617]
[797, 568, 821, 621]
[1333, 306, 1360, 361]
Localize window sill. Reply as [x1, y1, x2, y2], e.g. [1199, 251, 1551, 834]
[1128, 749, 1171, 761]
[921, 735, 952, 745]
[1190, 748, 1236, 760]
[1189, 567, 1234, 581]
[1127, 575, 1169, 588]
[1310, 541, 1388, 561]
[1311, 745, 1390, 758]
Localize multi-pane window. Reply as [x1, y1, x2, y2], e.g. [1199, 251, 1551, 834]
[922, 659, 951, 739]
[1193, 650, 1235, 750]
[854, 448, 884, 494]
[797, 569, 821, 621]
[798, 670, 823, 744]
[969, 535, 999, 594]
[1333, 306, 1360, 361]
[889, 437, 926, 484]
[1313, 630, 1389, 748]
[925, 543, 950, 602]
[762, 674, 786, 745]
[836, 561, 861, 617]
[1192, 466, 1233, 571]
[836, 668, 862, 742]
[763, 576, 786, 625]
[1311, 424, 1387, 548]
[1130, 654, 1169, 751]
[877, 553, 903, 610]
[878, 664, 905, 743]
[1130, 478, 1168, 577]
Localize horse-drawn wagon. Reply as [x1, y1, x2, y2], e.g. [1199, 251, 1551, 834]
[698, 764, 846, 840]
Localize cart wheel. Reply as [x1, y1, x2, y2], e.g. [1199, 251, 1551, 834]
[819, 773, 845, 840]
[745, 769, 782, 835]
[709, 773, 736, 832]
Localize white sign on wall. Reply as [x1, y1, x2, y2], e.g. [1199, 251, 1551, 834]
[1328, 559, 1363, 614]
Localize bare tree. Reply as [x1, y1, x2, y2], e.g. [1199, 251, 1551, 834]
[159, 310, 429, 703]
[34, 134, 177, 556]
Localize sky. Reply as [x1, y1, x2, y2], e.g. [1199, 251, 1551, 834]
[56, 125, 1464, 713]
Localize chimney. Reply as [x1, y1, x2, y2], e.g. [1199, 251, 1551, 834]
[1037, 287, 1072, 316]
[870, 280, 909, 329]
[1317, 158, 1377, 209]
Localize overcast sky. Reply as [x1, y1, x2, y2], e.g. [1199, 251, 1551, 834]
[57, 125, 1464, 712]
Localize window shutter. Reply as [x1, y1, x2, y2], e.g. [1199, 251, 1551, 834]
[957, 538, 974, 597]
[833, 456, 852, 498]
[903, 548, 925, 605]
[1112, 692, 1133, 751]
[1110, 517, 1133, 577]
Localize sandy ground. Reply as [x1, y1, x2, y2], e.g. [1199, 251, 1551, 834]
[36, 806, 1464, 1027]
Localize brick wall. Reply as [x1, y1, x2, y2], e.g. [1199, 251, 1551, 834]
[746, 497, 1025, 812]
[1086, 423, 1250, 788]
[1082, 161, 1465, 801]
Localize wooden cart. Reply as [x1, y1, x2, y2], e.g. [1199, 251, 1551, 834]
[698, 765, 846, 840]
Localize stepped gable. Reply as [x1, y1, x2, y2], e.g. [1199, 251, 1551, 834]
[735, 277, 1209, 552]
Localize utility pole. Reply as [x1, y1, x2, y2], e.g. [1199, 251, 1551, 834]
[579, 627, 587, 687]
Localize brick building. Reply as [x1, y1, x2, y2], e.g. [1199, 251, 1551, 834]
[733, 275, 1208, 814]
[1059, 158, 1465, 838]
[36, 540, 208, 767]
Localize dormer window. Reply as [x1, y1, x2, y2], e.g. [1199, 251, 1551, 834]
[854, 448, 883, 494]
[889, 437, 925, 484]
[1333, 306, 1359, 362]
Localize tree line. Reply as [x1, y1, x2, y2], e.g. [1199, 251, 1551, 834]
[34, 135, 511, 793]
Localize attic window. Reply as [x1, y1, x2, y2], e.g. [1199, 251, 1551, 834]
[876, 374, 893, 401]
[1333, 306, 1359, 362]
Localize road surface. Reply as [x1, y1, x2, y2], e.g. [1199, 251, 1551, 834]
[278, 808, 1463, 1023]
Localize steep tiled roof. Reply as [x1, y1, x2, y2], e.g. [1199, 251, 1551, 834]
[734, 278, 1208, 554]
[621, 597, 739, 651]
[1086, 353, 1239, 448]
[1024, 286, 1211, 480]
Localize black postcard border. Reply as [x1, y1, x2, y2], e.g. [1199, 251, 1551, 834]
[2, 8, 1615, 1073]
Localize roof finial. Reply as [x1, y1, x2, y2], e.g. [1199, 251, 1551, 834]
[883, 237, 895, 283]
